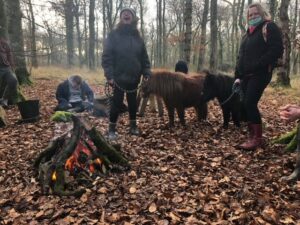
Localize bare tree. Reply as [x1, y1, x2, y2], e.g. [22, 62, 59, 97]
[89, 0, 95, 70]
[210, 0, 218, 71]
[291, 0, 298, 74]
[137, 0, 145, 39]
[6, 0, 30, 84]
[276, 0, 291, 86]
[64, 0, 74, 67]
[269, 0, 278, 20]
[74, 0, 83, 67]
[184, 0, 192, 63]
[197, 0, 209, 71]
[27, 0, 38, 67]
[0, 0, 8, 39]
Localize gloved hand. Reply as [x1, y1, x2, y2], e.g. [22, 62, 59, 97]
[107, 79, 114, 86]
[232, 81, 241, 93]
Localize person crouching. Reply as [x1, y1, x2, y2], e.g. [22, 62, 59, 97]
[55, 75, 94, 113]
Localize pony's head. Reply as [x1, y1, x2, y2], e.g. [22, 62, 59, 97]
[202, 71, 235, 103]
[202, 72, 218, 102]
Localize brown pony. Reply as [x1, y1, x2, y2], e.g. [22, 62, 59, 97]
[141, 69, 207, 127]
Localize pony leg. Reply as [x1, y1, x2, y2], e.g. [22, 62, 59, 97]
[156, 97, 164, 117]
[221, 107, 230, 129]
[196, 102, 207, 121]
[232, 108, 241, 127]
[166, 105, 175, 127]
[176, 107, 185, 126]
[138, 97, 149, 117]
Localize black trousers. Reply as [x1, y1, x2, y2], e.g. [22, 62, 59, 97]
[241, 73, 272, 124]
[109, 83, 137, 123]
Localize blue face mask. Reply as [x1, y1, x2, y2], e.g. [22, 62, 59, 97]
[249, 16, 263, 26]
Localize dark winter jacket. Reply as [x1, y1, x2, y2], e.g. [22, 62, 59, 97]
[235, 21, 283, 79]
[56, 79, 94, 104]
[101, 24, 151, 87]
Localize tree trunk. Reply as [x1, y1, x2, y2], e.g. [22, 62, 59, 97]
[137, 0, 145, 40]
[65, 0, 74, 67]
[269, 0, 277, 20]
[218, 18, 223, 67]
[0, 0, 8, 39]
[6, 0, 31, 85]
[197, 0, 209, 71]
[276, 0, 291, 86]
[102, 0, 107, 41]
[162, 0, 167, 65]
[156, 0, 163, 66]
[209, 0, 218, 72]
[28, 0, 38, 68]
[238, 0, 246, 33]
[184, 0, 192, 64]
[83, 0, 88, 66]
[89, 0, 95, 70]
[291, 0, 298, 75]
[74, 0, 83, 67]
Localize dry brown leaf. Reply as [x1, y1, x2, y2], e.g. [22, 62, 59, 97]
[129, 186, 137, 194]
[149, 203, 157, 213]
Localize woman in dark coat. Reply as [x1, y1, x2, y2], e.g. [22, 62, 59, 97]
[102, 8, 151, 140]
[235, 3, 283, 150]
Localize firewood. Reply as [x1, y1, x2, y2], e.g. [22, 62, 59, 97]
[35, 115, 130, 196]
[80, 117, 130, 167]
[33, 137, 65, 169]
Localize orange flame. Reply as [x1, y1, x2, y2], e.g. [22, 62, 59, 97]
[95, 158, 102, 165]
[52, 171, 57, 181]
[65, 155, 75, 171]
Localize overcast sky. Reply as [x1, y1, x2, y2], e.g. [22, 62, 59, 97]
[29, 0, 157, 29]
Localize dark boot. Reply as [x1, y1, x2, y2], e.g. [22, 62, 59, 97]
[129, 120, 140, 135]
[238, 124, 264, 150]
[108, 123, 117, 140]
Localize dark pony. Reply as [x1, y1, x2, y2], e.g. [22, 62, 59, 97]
[202, 71, 245, 128]
[142, 69, 207, 127]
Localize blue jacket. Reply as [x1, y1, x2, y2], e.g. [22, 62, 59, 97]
[56, 79, 94, 104]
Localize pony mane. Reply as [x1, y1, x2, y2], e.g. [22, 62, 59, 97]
[150, 69, 186, 101]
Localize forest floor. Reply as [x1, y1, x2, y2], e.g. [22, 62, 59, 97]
[0, 68, 300, 225]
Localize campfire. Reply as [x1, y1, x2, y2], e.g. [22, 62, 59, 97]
[34, 114, 130, 196]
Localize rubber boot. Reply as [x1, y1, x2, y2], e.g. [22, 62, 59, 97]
[239, 124, 264, 150]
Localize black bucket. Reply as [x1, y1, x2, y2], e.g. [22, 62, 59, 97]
[17, 100, 40, 122]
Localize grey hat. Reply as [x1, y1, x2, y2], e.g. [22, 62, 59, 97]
[120, 8, 136, 18]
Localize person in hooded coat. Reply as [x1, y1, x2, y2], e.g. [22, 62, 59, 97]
[102, 8, 151, 140]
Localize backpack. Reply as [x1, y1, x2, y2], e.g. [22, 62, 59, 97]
[262, 22, 283, 67]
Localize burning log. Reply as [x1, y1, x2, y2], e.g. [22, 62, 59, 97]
[34, 115, 130, 196]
